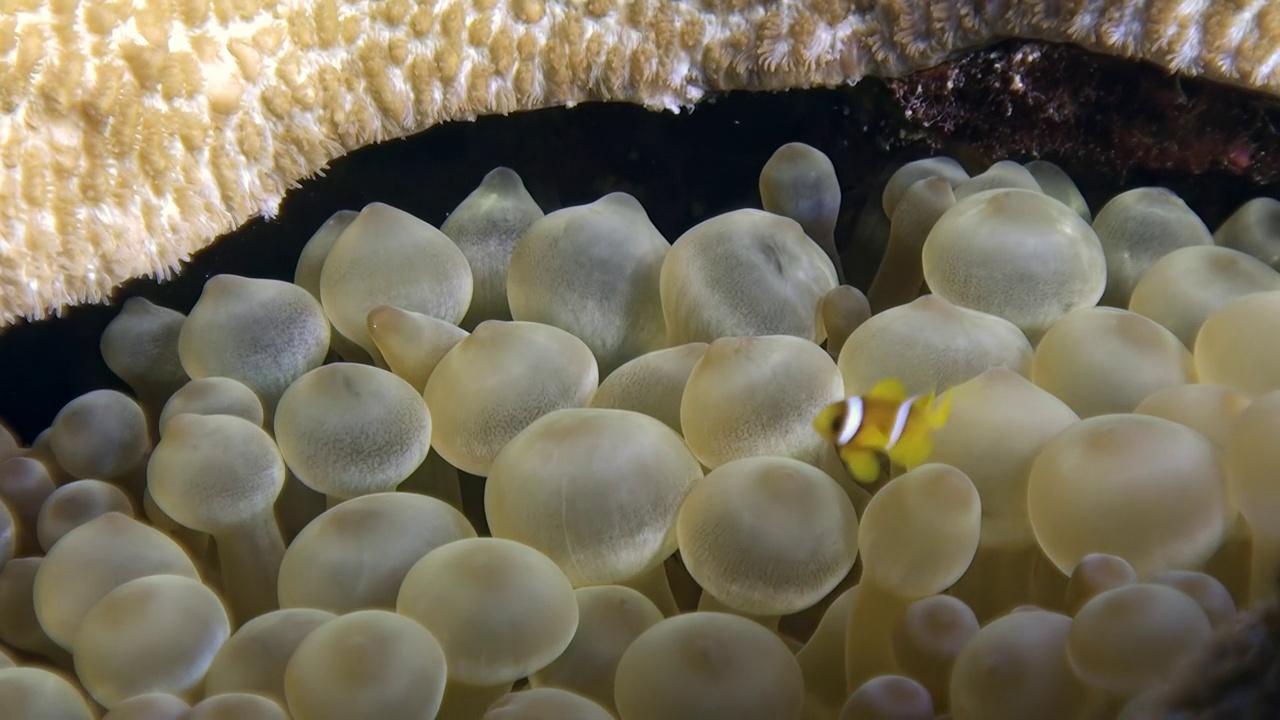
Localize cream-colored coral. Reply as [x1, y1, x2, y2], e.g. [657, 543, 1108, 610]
[2, 0, 1278, 325]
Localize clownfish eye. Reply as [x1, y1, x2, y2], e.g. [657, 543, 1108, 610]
[828, 408, 845, 435]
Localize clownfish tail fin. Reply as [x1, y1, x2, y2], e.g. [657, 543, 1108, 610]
[928, 388, 955, 429]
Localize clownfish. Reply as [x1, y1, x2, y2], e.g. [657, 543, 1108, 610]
[813, 378, 954, 485]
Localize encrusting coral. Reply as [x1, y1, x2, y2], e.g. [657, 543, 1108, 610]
[3, 0, 1280, 325]
[7, 139, 1280, 718]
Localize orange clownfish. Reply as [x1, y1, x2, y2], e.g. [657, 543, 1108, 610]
[813, 378, 953, 484]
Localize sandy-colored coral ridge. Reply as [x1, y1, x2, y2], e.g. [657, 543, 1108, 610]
[1, 0, 1278, 326]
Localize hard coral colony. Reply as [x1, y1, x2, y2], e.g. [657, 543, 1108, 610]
[3, 5, 1280, 720]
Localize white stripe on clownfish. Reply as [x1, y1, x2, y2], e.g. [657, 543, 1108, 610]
[836, 396, 863, 446]
[885, 396, 917, 449]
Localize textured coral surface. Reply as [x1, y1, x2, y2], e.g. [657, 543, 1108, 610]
[3, 0, 1280, 325]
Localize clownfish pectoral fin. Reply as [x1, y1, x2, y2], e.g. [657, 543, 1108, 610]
[853, 422, 888, 448]
[840, 446, 883, 485]
[866, 378, 909, 402]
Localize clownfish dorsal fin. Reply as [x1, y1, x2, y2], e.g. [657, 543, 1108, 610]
[866, 378, 908, 402]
